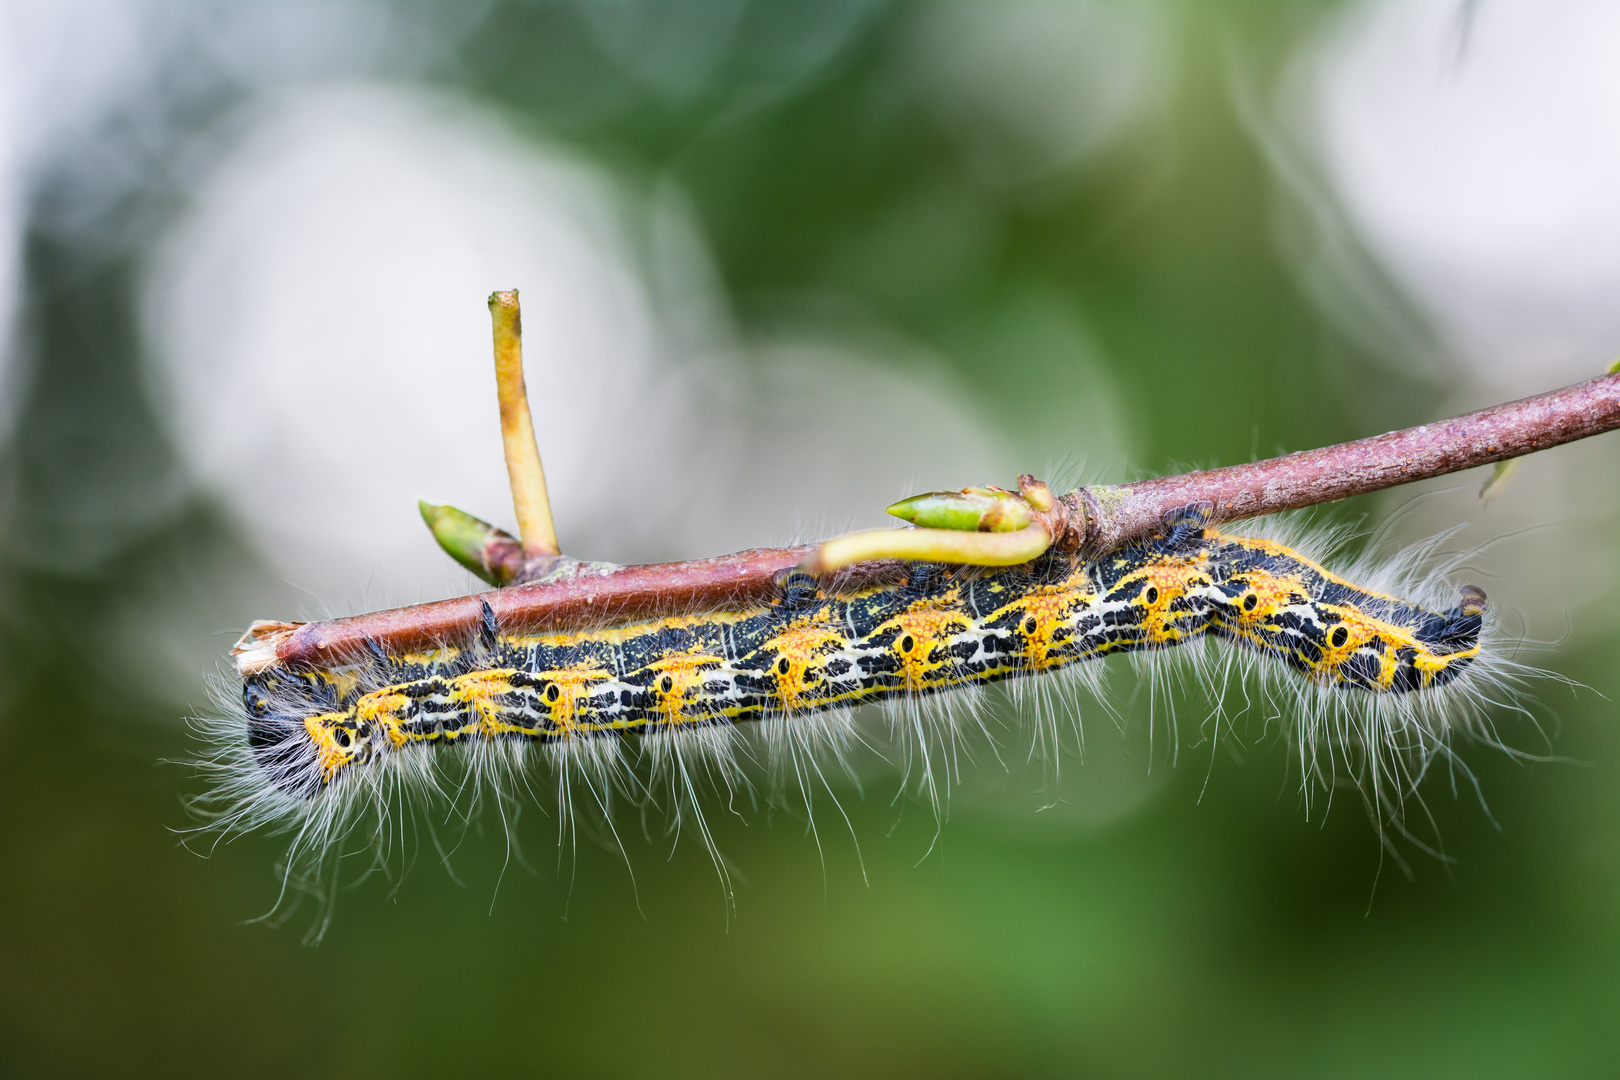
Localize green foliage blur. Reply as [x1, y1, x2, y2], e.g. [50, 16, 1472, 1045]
[1, 3, 1617, 1077]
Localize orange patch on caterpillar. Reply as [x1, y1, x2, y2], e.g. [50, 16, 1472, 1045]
[1312, 605, 1404, 688]
[1241, 568, 1311, 618]
[643, 652, 727, 725]
[764, 612, 848, 714]
[883, 600, 976, 692]
[354, 689, 411, 746]
[1222, 533, 1409, 608]
[303, 711, 356, 784]
[534, 666, 613, 737]
[1009, 580, 1096, 672]
[442, 668, 523, 736]
[1413, 641, 1480, 686]
[1130, 560, 1214, 647]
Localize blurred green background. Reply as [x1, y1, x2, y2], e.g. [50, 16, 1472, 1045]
[2, 2, 1618, 1076]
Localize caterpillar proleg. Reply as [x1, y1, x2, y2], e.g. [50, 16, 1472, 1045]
[194, 501, 1529, 920]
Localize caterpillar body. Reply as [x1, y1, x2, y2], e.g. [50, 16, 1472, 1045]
[209, 504, 1513, 880]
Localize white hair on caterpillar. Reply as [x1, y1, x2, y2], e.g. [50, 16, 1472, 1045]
[181, 511, 1559, 940]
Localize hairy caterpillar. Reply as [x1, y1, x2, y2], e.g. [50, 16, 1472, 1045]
[196, 502, 1523, 911]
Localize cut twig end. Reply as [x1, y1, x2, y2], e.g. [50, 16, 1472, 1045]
[488, 288, 520, 322]
[232, 620, 303, 675]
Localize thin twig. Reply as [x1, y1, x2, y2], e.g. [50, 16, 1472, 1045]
[235, 372, 1620, 674]
[1064, 371, 1620, 555]
[489, 290, 559, 559]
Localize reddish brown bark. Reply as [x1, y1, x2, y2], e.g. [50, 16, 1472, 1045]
[1076, 372, 1620, 555]
[236, 372, 1620, 674]
[235, 549, 904, 673]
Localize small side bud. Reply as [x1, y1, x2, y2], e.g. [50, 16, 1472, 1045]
[1017, 474, 1055, 511]
[419, 500, 519, 586]
[886, 486, 1035, 533]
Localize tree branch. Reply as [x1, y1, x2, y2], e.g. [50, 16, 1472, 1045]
[234, 372, 1620, 674]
